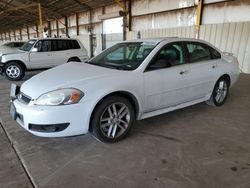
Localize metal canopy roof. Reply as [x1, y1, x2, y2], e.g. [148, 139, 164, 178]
[0, 0, 116, 33]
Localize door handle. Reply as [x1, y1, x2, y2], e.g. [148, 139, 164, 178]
[47, 54, 52, 56]
[179, 70, 188, 75]
[212, 65, 217, 69]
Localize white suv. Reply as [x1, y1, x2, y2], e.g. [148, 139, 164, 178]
[0, 38, 88, 81]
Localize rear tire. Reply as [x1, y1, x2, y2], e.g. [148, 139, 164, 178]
[4, 62, 25, 81]
[67, 57, 81, 62]
[90, 95, 135, 143]
[206, 77, 229, 106]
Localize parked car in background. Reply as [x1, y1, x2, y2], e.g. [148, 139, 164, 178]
[0, 41, 26, 56]
[1, 41, 26, 48]
[0, 38, 88, 81]
[9, 38, 239, 143]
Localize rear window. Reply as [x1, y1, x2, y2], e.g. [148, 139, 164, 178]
[67, 40, 80, 49]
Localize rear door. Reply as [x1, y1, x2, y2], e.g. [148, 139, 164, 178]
[143, 42, 192, 112]
[50, 39, 69, 66]
[184, 42, 221, 100]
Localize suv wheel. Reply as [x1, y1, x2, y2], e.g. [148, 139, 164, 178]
[4, 62, 25, 81]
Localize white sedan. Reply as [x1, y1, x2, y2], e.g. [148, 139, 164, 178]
[10, 38, 239, 143]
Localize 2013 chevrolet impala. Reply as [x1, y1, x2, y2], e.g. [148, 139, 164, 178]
[10, 38, 239, 143]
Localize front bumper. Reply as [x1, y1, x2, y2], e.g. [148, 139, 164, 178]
[10, 84, 91, 137]
[0, 63, 4, 75]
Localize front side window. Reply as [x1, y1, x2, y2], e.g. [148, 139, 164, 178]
[186, 42, 211, 63]
[147, 43, 184, 71]
[35, 40, 51, 52]
[87, 42, 157, 70]
[19, 40, 37, 51]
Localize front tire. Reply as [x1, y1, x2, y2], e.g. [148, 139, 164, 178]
[4, 62, 25, 81]
[206, 77, 229, 106]
[90, 96, 135, 143]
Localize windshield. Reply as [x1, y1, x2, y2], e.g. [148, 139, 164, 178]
[19, 39, 37, 51]
[87, 42, 157, 70]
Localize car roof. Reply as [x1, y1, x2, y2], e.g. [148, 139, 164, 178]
[124, 37, 220, 51]
[127, 37, 209, 43]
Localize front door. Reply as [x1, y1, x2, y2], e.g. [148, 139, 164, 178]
[143, 42, 191, 113]
[29, 40, 54, 69]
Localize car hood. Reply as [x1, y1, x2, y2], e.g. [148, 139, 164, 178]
[0, 46, 20, 56]
[21, 62, 120, 99]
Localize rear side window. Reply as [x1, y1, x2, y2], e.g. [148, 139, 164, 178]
[51, 40, 68, 51]
[210, 47, 221, 59]
[186, 42, 211, 63]
[67, 40, 80, 49]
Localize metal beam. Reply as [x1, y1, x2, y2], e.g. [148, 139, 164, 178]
[72, 0, 91, 9]
[76, 13, 79, 36]
[195, 0, 204, 39]
[13, 30, 16, 41]
[19, 28, 22, 40]
[56, 19, 59, 37]
[0, 2, 37, 15]
[65, 16, 68, 37]
[26, 26, 30, 40]
[38, 2, 43, 38]
[89, 9, 93, 57]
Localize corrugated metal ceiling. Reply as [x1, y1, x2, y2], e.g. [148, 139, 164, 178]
[0, 0, 116, 32]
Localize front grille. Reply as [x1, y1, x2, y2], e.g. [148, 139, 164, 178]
[18, 92, 31, 104]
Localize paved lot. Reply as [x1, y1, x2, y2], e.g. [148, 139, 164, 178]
[0, 71, 250, 188]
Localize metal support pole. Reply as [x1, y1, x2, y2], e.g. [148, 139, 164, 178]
[56, 20, 59, 37]
[27, 26, 30, 39]
[89, 9, 93, 57]
[64, 16, 68, 37]
[101, 6, 106, 50]
[8, 32, 11, 41]
[38, 2, 43, 38]
[36, 24, 39, 38]
[76, 13, 79, 36]
[19, 28, 22, 40]
[47, 20, 51, 37]
[127, 0, 132, 31]
[13, 30, 16, 41]
[195, 0, 204, 39]
[4, 33, 7, 41]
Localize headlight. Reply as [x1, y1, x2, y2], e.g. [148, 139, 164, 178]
[34, 88, 84, 106]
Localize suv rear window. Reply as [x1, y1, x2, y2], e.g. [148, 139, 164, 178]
[67, 40, 80, 49]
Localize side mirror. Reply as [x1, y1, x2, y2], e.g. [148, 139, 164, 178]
[31, 47, 38, 52]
